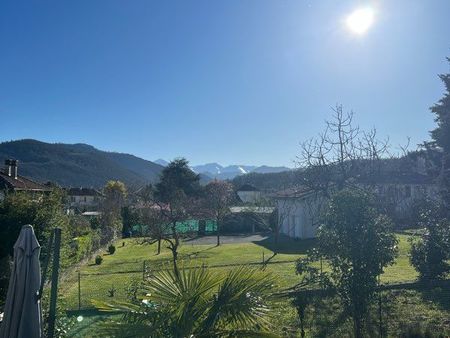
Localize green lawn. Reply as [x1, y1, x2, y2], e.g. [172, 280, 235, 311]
[60, 234, 416, 311]
[59, 233, 450, 337]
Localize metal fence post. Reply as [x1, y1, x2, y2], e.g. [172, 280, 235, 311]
[143, 260, 146, 281]
[47, 227, 61, 338]
[78, 271, 81, 311]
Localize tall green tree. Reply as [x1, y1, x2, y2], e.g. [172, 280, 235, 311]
[298, 189, 398, 337]
[429, 57, 450, 205]
[154, 158, 202, 274]
[101, 180, 127, 243]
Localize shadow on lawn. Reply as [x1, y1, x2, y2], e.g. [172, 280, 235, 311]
[419, 282, 450, 311]
[253, 234, 317, 255]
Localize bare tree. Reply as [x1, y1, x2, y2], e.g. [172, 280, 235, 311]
[204, 180, 234, 246]
[297, 105, 391, 196]
[139, 206, 168, 255]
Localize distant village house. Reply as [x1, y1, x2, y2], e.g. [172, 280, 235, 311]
[0, 159, 52, 201]
[66, 187, 103, 213]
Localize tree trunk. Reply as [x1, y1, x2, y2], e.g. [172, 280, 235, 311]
[299, 307, 305, 338]
[157, 238, 161, 255]
[354, 315, 363, 338]
[170, 222, 180, 278]
[216, 220, 220, 246]
[172, 249, 179, 278]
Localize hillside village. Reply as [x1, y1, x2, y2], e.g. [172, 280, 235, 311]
[1, 112, 450, 337]
[1, 2, 450, 337]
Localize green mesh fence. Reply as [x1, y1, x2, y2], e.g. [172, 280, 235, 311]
[132, 219, 217, 234]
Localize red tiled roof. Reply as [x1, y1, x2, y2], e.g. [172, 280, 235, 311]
[0, 171, 52, 192]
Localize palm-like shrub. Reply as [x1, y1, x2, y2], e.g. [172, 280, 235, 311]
[94, 266, 276, 337]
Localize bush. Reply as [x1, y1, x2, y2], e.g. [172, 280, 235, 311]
[108, 244, 116, 255]
[409, 204, 450, 280]
[95, 255, 103, 265]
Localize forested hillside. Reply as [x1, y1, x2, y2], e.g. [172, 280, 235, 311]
[0, 139, 163, 188]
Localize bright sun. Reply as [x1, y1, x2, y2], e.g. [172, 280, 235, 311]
[346, 7, 375, 35]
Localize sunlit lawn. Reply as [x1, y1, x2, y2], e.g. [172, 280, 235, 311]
[61, 232, 450, 337]
[60, 233, 416, 312]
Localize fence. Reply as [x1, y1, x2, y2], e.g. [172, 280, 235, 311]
[63, 251, 295, 311]
[62, 259, 450, 337]
[282, 278, 450, 337]
[131, 220, 217, 236]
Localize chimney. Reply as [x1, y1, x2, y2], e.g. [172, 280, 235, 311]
[4, 159, 12, 177]
[11, 160, 18, 179]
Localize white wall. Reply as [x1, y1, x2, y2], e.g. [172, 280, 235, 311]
[276, 196, 321, 239]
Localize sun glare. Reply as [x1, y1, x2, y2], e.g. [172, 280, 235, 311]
[346, 7, 375, 35]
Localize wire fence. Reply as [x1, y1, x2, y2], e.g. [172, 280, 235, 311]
[61, 259, 450, 337]
[63, 253, 284, 311]
[283, 278, 450, 337]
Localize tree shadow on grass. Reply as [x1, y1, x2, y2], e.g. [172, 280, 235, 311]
[252, 234, 317, 255]
[419, 281, 450, 312]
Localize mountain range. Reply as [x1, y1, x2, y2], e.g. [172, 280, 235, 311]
[0, 139, 291, 188]
[156, 160, 291, 180]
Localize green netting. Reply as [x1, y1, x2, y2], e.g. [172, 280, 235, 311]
[131, 219, 217, 234]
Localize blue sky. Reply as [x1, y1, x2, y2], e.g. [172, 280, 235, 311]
[0, 0, 449, 167]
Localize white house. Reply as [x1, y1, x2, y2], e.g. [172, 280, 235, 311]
[275, 172, 440, 239]
[67, 187, 104, 212]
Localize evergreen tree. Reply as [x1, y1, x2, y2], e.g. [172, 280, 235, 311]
[429, 58, 450, 206]
[154, 158, 202, 274]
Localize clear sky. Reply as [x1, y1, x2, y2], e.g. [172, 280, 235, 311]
[0, 1, 449, 167]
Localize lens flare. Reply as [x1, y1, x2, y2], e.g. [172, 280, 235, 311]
[346, 7, 375, 35]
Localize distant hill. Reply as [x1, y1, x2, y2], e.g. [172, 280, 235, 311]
[0, 139, 164, 188]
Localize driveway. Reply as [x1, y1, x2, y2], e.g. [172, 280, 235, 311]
[183, 234, 270, 245]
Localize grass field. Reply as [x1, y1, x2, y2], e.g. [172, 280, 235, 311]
[59, 233, 450, 337]
[60, 233, 416, 311]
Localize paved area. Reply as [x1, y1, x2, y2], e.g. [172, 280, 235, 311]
[183, 234, 270, 245]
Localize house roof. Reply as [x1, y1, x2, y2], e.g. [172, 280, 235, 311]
[0, 170, 52, 192]
[81, 211, 102, 216]
[237, 184, 259, 192]
[67, 187, 103, 197]
[230, 206, 275, 214]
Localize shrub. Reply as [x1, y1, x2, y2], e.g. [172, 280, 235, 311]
[409, 204, 450, 280]
[108, 244, 116, 255]
[95, 255, 103, 265]
[69, 235, 93, 263]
